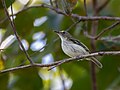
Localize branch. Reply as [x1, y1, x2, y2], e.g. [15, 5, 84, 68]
[12, 4, 120, 21]
[66, 20, 81, 31]
[1, 51, 120, 74]
[0, 4, 65, 24]
[95, 21, 120, 39]
[50, 0, 53, 6]
[71, 14, 120, 21]
[17, 4, 67, 15]
[0, 60, 62, 74]
[84, 21, 120, 40]
[11, 4, 120, 21]
[1, 3, 120, 24]
[97, 0, 110, 13]
[83, 0, 88, 34]
[1, 0, 34, 64]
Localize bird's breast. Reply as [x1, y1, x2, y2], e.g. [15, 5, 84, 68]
[61, 42, 89, 57]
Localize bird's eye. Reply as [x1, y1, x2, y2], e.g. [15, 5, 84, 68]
[62, 32, 65, 34]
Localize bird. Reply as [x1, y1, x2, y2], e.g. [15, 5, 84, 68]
[54, 30, 103, 68]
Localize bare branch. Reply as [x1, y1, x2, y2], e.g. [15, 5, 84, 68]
[51, 50, 120, 70]
[1, 0, 34, 64]
[50, 0, 53, 6]
[66, 20, 81, 31]
[0, 51, 120, 74]
[11, 4, 120, 21]
[84, 0, 88, 16]
[1, 51, 119, 74]
[0, 60, 62, 74]
[13, 4, 120, 21]
[12, 4, 120, 21]
[83, 0, 89, 37]
[1, 3, 120, 24]
[97, 0, 110, 13]
[84, 21, 120, 40]
[95, 21, 120, 40]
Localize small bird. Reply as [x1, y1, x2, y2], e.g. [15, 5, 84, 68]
[54, 30, 103, 68]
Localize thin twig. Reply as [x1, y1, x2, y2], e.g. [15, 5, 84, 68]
[83, 1, 89, 35]
[66, 20, 81, 31]
[0, 17, 7, 24]
[17, 4, 67, 15]
[48, 61, 64, 70]
[84, 0, 88, 16]
[95, 21, 120, 40]
[97, 0, 110, 13]
[1, 0, 34, 64]
[84, 31, 95, 39]
[50, 0, 53, 6]
[83, 0, 95, 39]
[0, 4, 65, 24]
[83, 0, 90, 41]
[84, 21, 120, 40]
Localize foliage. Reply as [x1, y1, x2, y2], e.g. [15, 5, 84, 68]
[0, 0, 120, 90]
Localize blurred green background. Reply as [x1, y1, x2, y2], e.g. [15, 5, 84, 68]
[0, 0, 120, 90]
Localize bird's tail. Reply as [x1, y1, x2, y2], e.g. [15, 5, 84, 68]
[90, 57, 103, 68]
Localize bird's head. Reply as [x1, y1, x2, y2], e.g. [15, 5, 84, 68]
[54, 30, 72, 41]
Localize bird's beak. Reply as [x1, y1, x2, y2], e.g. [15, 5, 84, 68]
[54, 30, 59, 33]
[54, 30, 59, 34]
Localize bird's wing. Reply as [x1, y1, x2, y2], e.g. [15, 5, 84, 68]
[69, 38, 90, 53]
